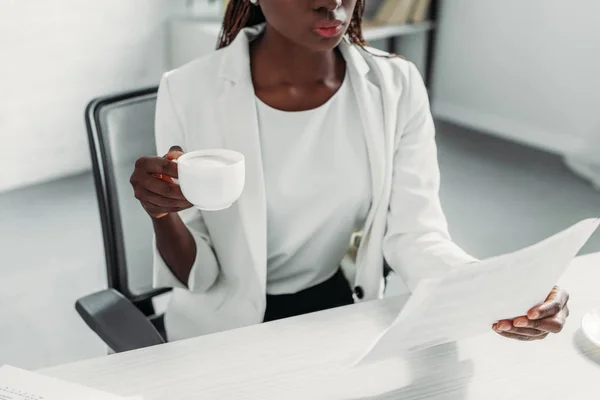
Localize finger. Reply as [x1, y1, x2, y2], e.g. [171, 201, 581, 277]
[142, 203, 186, 216]
[166, 149, 184, 161]
[528, 287, 569, 320]
[496, 330, 548, 342]
[493, 320, 514, 332]
[165, 146, 184, 161]
[135, 157, 179, 178]
[494, 325, 546, 337]
[144, 177, 187, 200]
[513, 313, 567, 334]
[155, 173, 177, 184]
[149, 212, 168, 219]
[131, 173, 187, 200]
[545, 306, 569, 333]
[134, 187, 191, 209]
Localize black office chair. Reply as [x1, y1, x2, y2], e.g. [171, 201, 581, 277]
[76, 87, 170, 353]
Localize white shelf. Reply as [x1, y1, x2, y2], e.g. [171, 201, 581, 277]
[362, 21, 434, 42]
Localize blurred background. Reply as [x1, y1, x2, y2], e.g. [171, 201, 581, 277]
[1, 0, 599, 371]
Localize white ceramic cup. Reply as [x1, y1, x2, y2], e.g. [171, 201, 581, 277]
[174, 149, 245, 211]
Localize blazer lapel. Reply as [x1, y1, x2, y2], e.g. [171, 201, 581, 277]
[216, 28, 267, 294]
[340, 41, 386, 236]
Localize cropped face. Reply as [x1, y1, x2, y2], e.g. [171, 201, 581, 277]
[257, 0, 359, 51]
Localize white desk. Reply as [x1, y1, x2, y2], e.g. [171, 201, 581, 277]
[42, 253, 600, 399]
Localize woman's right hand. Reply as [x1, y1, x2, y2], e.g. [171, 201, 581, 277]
[130, 145, 193, 219]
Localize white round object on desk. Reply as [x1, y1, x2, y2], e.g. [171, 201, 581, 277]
[582, 308, 600, 347]
[175, 149, 245, 211]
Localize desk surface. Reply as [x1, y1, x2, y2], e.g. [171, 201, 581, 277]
[42, 253, 600, 399]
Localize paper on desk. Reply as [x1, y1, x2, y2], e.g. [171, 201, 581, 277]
[355, 218, 600, 366]
[0, 365, 142, 400]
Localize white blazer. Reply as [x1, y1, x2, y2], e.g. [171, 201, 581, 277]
[153, 24, 476, 342]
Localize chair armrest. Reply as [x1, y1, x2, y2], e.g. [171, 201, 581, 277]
[75, 289, 166, 353]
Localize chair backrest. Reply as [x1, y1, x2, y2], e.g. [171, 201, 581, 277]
[85, 87, 170, 305]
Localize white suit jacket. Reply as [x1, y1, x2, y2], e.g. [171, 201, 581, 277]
[153, 24, 476, 341]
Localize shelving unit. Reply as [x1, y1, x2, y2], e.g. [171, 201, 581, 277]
[362, 0, 440, 87]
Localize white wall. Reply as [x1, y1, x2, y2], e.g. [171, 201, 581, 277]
[431, 0, 600, 156]
[0, 0, 187, 193]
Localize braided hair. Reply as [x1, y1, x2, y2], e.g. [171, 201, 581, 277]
[217, 0, 367, 49]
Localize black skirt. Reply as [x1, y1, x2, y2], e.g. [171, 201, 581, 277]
[263, 268, 354, 322]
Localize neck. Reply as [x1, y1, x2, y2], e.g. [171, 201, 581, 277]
[251, 24, 344, 85]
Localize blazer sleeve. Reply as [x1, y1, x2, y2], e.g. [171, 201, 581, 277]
[382, 62, 477, 291]
[152, 74, 220, 293]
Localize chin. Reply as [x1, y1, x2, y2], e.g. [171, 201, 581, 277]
[306, 35, 345, 52]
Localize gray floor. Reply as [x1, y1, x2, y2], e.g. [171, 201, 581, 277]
[1, 122, 599, 370]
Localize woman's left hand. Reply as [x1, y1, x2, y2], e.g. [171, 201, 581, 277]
[492, 286, 570, 341]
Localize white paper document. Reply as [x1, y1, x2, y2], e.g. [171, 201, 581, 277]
[356, 218, 600, 366]
[0, 365, 142, 400]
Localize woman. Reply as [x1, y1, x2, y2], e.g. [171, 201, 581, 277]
[129, 0, 569, 342]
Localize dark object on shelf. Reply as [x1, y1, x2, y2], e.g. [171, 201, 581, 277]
[410, 0, 433, 23]
[362, 0, 440, 89]
[375, 0, 417, 25]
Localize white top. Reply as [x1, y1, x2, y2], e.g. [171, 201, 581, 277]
[256, 74, 371, 294]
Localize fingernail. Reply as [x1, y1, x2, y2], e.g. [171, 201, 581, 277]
[498, 322, 509, 331]
[529, 311, 540, 319]
[514, 319, 527, 327]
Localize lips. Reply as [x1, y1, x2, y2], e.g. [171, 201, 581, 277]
[313, 20, 344, 38]
[314, 20, 342, 29]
